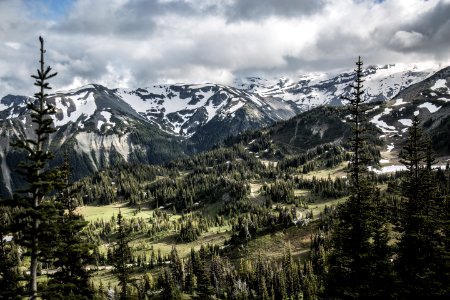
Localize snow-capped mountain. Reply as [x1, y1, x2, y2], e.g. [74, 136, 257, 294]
[115, 84, 300, 138]
[0, 83, 300, 194]
[235, 63, 439, 109]
[365, 66, 450, 155]
[0, 63, 448, 196]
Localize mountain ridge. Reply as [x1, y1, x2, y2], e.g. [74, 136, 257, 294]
[0, 63, 449, 196]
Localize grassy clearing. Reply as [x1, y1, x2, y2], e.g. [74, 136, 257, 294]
[294, 189, 310, 197]
[138, 227, 232, 259]
[236, 221, 317, 261]
[232, 193, 347, 261]
[76, 203, 155, 222]
[80, 202, 232, 259]
[301, 162, 348, 180]
[308, 196, 348, 217]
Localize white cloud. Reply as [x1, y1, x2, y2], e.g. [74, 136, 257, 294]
[0, 0, 450, 98]
[390, 31, 424, 50]
[5, 42, 21, 50]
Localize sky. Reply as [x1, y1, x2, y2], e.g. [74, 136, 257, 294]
[1, 0, 450, 97]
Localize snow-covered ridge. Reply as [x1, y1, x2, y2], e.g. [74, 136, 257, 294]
[235, 63, 439, 109]
[0, 63, 446, 139]
[115, 83, 297, 137]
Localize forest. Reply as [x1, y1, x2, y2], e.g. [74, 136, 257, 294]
[1, 40, 450, 300]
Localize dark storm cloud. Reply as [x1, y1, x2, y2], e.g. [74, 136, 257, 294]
[56, 0, 197, 37]
[388, 1, 450, 57]
[410, 1, 450, 37]
[224, 0, 325, 21]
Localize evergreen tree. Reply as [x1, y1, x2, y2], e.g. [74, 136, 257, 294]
[162, 267, 180, 300]
[169, 246, 184, 289]
[325, 57, 392, 298]
[396, 116, 448, 297]
[0, 206, 23, 299]
[11, 36, 61, 299]
[113, 210, 132, 300]
[44, 154, 94, 299]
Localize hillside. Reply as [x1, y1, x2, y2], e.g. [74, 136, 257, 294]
[2, 67, 450, 299]
[1, 64, 449, 197]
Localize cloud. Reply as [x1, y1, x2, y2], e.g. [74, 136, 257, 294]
[224, 0, 325, 21]
[1, 0, 450, 99]
[392, 0, 450, 59]
[389, 31, 424, 51]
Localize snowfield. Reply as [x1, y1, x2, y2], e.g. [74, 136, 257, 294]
[431, 79, 447, 90]
[418, 102, 441, 113]
[398, 119, 412, 127]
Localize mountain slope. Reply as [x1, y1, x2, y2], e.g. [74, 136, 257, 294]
[115, 84, 300, 138]
[1, 63, 449, 196]
[366, 67, 450, 154]
[236, 64, 438, 109]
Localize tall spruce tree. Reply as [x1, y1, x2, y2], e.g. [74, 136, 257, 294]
[325, 57, 392, 298]
[113, 209, 132, 300]
[43, 154, 94, 299]
[0, 206, 23, 299]
[396, 116, 447, 297]
[11, 36, 61, 299]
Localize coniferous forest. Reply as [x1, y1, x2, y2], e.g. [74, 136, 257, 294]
[1, 38, 450, 300]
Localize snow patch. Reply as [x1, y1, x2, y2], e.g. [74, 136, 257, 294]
[228, 101, 245, 115]
[98, 111, 115, 131]
[52, 92, 97, 127]
[386, 143, 394, 152]
[418, 102, 441, 113]
[398, 119, 412, 126]
[431, 79, 447, 90]
[392, 98, 406, 106]
[370, 108, 396, 132]
[369, 164, 448, 174]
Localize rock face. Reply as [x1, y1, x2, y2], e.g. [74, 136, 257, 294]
[0, 63, 448, 195]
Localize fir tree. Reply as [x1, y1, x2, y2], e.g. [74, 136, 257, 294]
[113, 209, 132, 300]
[0, 206, 23, 299]
[396, 116, 447, 297]
[169, 246, 184, 289]
[11, 36, 61, 299]
[325, 57, 392, 298]
[44, 154, 94, 299]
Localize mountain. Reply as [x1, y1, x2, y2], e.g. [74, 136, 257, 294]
[0, 83, 300, 195]
[115, 84, 300, 150]
[367, 66, 450, 155]
[224, 66, 450, 160]
[0, 63, 448, 196]
[236, 63, 437, 109]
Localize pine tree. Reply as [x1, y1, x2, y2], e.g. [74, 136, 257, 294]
[0, 206, 23, 299]
[169, 246, 184, 289]
[11, 36, 61, 299]
[113, 210, 132, 300]
[44, 154, 94, 299]
[325, 57, 392, 298]
[396, 116, 446, 297]
[162, 267, 180, 300]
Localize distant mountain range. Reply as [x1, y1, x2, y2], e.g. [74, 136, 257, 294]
[0, 63, 448, 196]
